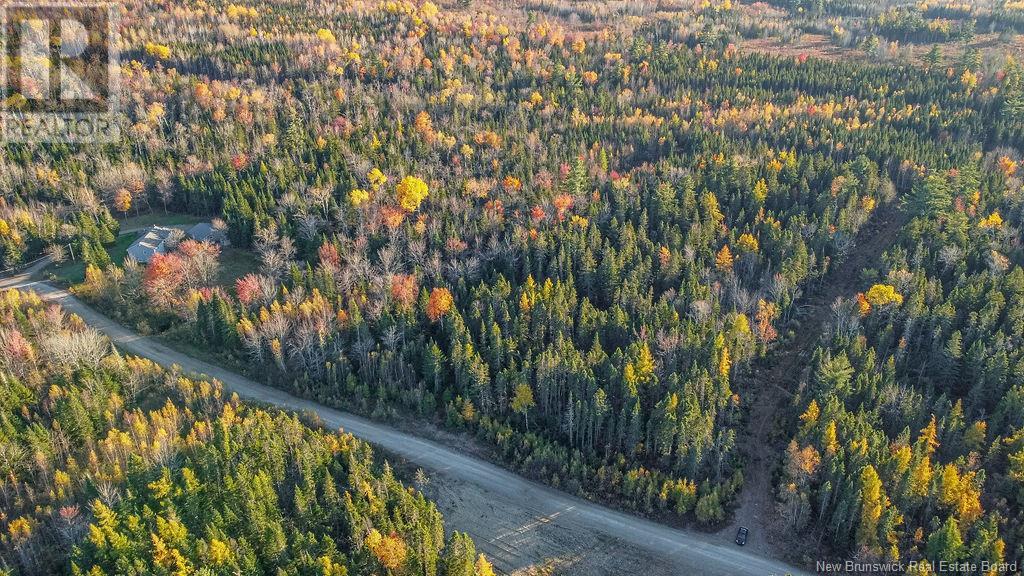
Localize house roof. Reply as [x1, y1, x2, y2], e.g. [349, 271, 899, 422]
[186, 222, 226, 243]
[126, 226, 174, 263]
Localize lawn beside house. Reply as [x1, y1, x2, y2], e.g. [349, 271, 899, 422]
[117, 212, 207, 232]
[46, 232, 139, 285]
[218, 247, 260, 285]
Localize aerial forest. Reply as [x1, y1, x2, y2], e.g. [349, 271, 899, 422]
[1, 0, 1024, 571]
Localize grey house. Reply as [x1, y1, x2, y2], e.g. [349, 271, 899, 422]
[126, 226, 174, 263]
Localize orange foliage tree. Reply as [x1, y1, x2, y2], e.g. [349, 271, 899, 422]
[426, 287, 454, 322]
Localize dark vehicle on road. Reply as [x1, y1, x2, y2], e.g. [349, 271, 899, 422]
[735, 527, 749, 546]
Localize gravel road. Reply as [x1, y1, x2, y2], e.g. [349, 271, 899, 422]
[8, 278, 813, 576]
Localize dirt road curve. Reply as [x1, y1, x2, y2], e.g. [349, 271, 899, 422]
[7, 278, 812, 576]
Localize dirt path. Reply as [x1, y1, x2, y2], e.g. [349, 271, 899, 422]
[720, 203, 909, 558]
[0, 257, 52, 290]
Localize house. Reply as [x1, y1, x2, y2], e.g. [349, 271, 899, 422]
[126, 221, 227, 264]
[126, 226, 174, 263]
[186, 222, 228, 245]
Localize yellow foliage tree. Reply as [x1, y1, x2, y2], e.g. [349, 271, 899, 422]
[936, 465, 982, 524]
[864, 284, 903, 308]
[460, 398, 475, 422]
[634, 343, 656, 385]
[861, 196, 876, 213]
[396, 176, 429, 212]
[207, 538, 232, 566]
[799, 399, 819, 430]
[476, 555, 496, 576]
[753, 179, 768, 203]
[961, 69, 978, 92]
[998, 156, 1018, 177]
[892, 445, 912, 476]
[909, 456, 933, 498]
[419, 0, 439, 19]
[823, 421, 839, 456]
[701, 191, 724, 228]
[367, 530, 408, 572]
[144, 42, 171, 60]
[623, 363, 639, 393]
[919, 415, 940, 456]
[368, 168, 388, 190]
[732, 313, 751, 337]
[938, 463, 962, 507]
[316, 28, 337, 43]
[979, 211, 1003, 229]
[114, 189, 133, 214]
[151, 533, 173, 568]
[857, 465, 884, 548]
[718, 345, 731, 380]
[376, 535, 408, 571]
[511, 383, 535, 430]
[956, 473, 983, 524]
[349, 188, 370, 206]
[7, 516, 32, 544]
[737, 233, 759, 253]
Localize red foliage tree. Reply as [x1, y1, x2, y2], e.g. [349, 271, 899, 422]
[318, 242, 341, 270]
[235, 273, 261, 306]
[144, 252, 185, 309]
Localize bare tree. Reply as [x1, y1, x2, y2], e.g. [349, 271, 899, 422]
[172, 240, 222, 293]
[309, 184, 333, 218]
[255, 225, 296, 279]
[689, 300, 712, 324]
[39, 330, 110, 371]
[165, 228, 186, 250]
[94, 480, 120, 507]
[45, 244, 67, 264]
[154, 167, 174, 212]
[120, 257, 144, 306]
[296, 210, 324, 243]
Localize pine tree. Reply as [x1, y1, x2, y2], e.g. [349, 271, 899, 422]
[927, 517, 964, 564]
[440, 532, 476, 576]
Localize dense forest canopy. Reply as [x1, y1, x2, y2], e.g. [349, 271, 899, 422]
[0, 289, 491, 575]
[2, 0, 1024, 572]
